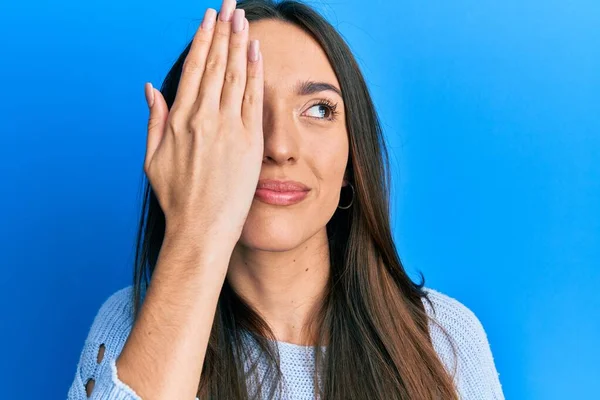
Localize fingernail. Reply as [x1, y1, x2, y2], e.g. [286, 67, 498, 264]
[219, 0, 236, 22]
[249, 40, 260, 63]
[145, 82, 154, 108]
[201, 8, 217, 30]
[232, 9, 245, 33]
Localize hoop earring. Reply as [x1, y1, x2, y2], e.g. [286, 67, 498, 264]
[337, 182, 355, 210]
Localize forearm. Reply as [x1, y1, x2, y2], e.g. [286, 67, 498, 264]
[114, 230, 231, 400]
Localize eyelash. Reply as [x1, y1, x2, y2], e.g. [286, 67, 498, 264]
[306, 98, 340, 122]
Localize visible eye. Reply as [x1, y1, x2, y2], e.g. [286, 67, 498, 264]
[304, 98, 340, 121]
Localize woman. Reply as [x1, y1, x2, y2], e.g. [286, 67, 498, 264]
[68, 0, 504, 398]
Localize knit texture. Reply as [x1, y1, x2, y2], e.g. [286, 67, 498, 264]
[67, 285, 504, 399]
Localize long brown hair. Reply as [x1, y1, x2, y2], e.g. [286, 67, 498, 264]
[130, 0, 458, 398]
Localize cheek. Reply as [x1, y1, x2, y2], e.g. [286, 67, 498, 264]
[312, 138, 349, 185]
[313, 159, 348, 210]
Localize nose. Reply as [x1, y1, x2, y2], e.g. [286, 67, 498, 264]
[261, 105, 300, 166]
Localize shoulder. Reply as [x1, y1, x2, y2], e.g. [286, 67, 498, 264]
[84, 285, 136, 356]
[68, 285, 137, 398]
[421, 287, 487, 348]
[421, 287, 505, 399]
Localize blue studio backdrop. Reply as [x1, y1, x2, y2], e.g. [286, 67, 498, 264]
[1, 0, 598, 399]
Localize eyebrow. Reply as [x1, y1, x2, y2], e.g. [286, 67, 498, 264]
[295, 79, 342, 98]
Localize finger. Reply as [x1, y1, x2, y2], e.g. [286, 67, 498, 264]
[195, 0, 237, 113]
[241, 40, 264, 133]
[170, 8, 217, 116]
[144, 83, 169, 172]
[220, 12, 248, 116]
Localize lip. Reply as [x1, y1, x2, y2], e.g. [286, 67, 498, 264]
[255, 179, 310, 206]
[256, 179, 310, 192]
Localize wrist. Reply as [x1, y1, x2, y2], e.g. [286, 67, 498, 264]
[162, 226, 233, 266]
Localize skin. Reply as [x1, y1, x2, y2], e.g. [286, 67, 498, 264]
[227, 19, 349, 346]
[102, 2, 349, 398]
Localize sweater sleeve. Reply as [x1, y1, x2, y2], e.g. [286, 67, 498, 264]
[67, 285, 142, 400]
[423, 288, 505, 400]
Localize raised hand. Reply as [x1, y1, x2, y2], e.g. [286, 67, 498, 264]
[143, 0, 263, 249]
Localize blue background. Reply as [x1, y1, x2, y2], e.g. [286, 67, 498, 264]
[1, 0, 598, 398]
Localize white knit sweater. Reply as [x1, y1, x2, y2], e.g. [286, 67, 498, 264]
[67, 286, 504, 399]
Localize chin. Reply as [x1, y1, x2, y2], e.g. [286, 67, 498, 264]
[236, 206, 309, 252]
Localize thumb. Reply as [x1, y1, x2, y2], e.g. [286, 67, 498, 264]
[144, 82, 168, 170]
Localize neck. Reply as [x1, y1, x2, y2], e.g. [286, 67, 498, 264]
[226, 228, 330, 346]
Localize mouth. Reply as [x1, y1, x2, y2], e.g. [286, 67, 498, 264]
[254, 188, 310, 206]
[254, 179, 311, 206]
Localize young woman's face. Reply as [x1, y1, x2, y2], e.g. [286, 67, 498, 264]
[238, 19, 349, 251]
